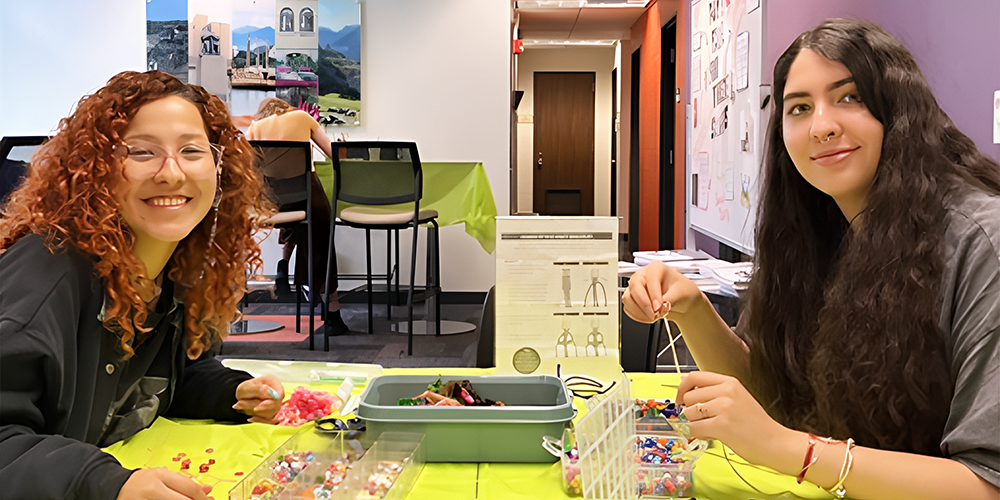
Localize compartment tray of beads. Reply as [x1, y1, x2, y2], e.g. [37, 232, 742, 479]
[229, 427, 423, 500]
[633, 399, 707, 499]
[229, 425, 359, 500]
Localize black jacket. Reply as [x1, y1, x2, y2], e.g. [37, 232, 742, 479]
[0, 234, 253, 499]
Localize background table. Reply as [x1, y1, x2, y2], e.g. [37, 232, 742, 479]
[315, 161, 498, 254]
[104, 363, 830, 500]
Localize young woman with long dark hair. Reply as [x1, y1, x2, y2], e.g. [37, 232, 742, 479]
[624, 19, 998, 499]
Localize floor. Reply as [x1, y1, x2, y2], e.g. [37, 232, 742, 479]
[219, 287, 698, 372]
[219, 290, 486, 369]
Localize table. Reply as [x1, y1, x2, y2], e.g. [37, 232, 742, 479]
[314, 161, 498, 254]
[104, 363, 829, 500]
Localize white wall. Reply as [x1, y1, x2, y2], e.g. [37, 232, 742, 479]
[0, 0, 510, 293]
[515, 46, 616, 216]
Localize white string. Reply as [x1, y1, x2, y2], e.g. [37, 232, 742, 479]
[663, 318, 682, 375]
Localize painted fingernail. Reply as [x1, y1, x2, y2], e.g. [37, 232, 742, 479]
[267, 388, 280, 400]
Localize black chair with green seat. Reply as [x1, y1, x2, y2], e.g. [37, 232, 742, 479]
[0, 136, 47, 209]
[325, 141, 441, 355]
[251, 140, 325, 346]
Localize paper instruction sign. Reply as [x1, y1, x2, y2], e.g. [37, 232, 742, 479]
[495, 217, 621, 379]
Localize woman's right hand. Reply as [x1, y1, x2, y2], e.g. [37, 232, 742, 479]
[118, 468, 212, 499]
[622, 261, 705, 323]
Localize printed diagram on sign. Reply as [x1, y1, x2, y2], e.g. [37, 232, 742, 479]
[553, 264, 609, 357]
[584, 268, 607, 307]
[555, 315, 578, 357]
[494, 218, 620, 378]
[585, 316, 607, 356]
[553, 314, 608, 358]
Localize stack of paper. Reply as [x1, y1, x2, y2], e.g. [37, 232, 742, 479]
[692, 260, 752, 296]
[625, 250, 751, 297]
[632, 249, 712, 266]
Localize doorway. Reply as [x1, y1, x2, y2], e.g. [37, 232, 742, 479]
[533, 72, 596, 215]
[659, 18, 677, 249]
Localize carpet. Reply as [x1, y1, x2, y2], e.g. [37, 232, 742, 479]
[224, 315, 319, 342]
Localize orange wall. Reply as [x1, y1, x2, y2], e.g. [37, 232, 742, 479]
[638, 5, 662, 251]
[620, 0, 686, 251]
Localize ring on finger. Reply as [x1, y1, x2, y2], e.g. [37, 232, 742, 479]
[695, 402, 706, 418]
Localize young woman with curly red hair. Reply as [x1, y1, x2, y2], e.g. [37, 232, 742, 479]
[624, 20, 998, 499]
[0, 71, 285, 500]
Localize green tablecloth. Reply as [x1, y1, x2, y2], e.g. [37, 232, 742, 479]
[104, 364, 830, 500]
[314, 161, 498, 254]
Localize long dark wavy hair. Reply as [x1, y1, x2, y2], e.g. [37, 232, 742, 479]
[0, 71, 275, 360]
[745, 19, 1000, 456]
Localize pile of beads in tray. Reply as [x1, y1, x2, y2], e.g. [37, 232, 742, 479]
[633, 398, 706, 498]
[355, 459, 408, 499]
[249, 450, 355, 499]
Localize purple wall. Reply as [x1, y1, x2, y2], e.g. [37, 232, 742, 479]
[763, 0, 1000, 160]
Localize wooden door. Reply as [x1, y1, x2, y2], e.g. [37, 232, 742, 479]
[533, 72, 595, 215]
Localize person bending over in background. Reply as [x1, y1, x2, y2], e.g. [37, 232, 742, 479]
[0, 71, 285, 500]
[247, 97, 350, 335]
[623, 19, 998, 499]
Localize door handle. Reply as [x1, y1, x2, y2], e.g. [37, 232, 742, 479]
[537, 152, 542, 169]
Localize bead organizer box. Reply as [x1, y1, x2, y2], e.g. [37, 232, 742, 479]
[228, 427, 423, 500]
[228, 426, 358, 500]
[345, 432, 424, 500]
[552, 382, 709, 499]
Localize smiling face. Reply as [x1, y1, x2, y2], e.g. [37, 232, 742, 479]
[782, 49, 884, 221]
[113, 95, 218, 255]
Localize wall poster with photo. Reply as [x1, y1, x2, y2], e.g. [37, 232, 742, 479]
[147, 0, 362, 126]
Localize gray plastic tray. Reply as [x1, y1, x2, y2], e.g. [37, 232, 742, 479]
[357, 375, 575, 462]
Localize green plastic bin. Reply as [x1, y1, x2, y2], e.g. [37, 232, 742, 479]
[357, 375, 575, 463]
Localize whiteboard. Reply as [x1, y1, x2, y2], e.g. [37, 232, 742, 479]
[687, 0, 765, 255]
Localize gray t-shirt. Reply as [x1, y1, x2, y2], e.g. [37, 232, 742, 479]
[938, 184, 1000, 487]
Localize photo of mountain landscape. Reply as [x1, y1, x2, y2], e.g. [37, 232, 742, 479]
[146, 0, 188, 83]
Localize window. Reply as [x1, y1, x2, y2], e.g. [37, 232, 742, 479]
[300, 8, 314, 32]
[280, 8, 293, 32]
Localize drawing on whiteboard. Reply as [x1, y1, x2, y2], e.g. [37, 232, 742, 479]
[716, 191, 730, 222]
[741, 174, 751, 209]
[724, 161, 735, 201]
[693, 31, 705, 51]
[711, 105, 729, 138]
[740, 107, 753, 152]
[710, 57, 719, 81]
[735, 31, 750, 91]
[713, 76, 730, 106]
[712, 22, 725, 52]
[698, 153, 710, 210]
[692, 56, 702, 93]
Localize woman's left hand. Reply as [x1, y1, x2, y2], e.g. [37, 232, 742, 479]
[233, 374, 285, 424]
[677, 371, 794, 469]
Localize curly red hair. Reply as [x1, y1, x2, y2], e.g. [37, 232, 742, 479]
[0, 70, 275, 359]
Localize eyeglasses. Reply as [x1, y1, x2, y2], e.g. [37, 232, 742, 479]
[114, 140, 224, 174]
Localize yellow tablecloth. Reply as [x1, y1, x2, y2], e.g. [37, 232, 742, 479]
[104, 364, 830, 500]
[314, 161, 498, 254]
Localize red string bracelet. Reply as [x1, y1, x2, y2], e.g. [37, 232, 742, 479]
[796, 434, 817, 483]
[798, 433, 841, 484]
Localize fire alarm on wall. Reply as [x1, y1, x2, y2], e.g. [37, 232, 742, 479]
[513, 39, 524, 54]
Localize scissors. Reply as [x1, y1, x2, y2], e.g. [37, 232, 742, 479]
[314, 416, 366, 439]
